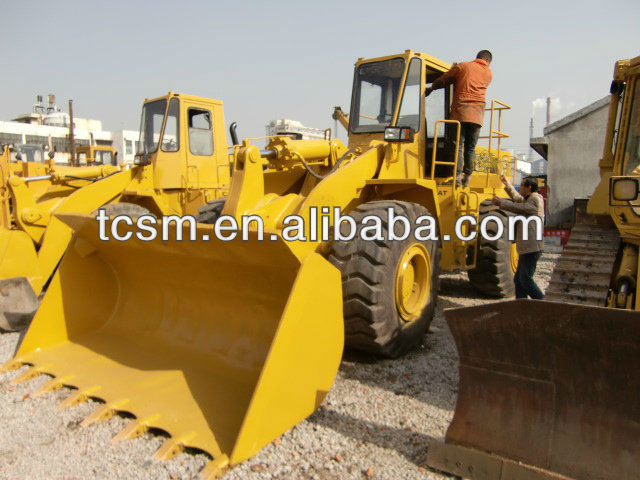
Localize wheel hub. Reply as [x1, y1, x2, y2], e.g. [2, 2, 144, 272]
[395, 243, 431, 323]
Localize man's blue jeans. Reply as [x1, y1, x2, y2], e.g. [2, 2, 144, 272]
[514, 251, 544, 299]
[457, 122, 481, 176]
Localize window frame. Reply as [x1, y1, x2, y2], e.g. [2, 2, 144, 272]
[395, 57, 423, 133]
[349, 57, 407, 134]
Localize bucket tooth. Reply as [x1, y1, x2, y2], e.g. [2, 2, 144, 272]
[199, 455, 230, 480]
[153, 434, 196, 461]
[111, 415, 160, 443]
[81, 400, 128, 427]
[32, 375, 74, 397]
[57, 387, 100, 410]
[11, 364, 50, 385]
[0, 358, 25, 374]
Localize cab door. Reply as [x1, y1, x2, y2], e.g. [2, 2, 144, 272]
[153, 97, 186, 189]
[181, 98, 227, 189]
[393, 57, 424, 178]
[424, 67, 453, 179]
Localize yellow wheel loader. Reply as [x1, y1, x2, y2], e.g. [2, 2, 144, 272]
[75, 145, 118, 166]
[4, 51, 516, 477]
[427, 56, 640, 480]
[0, 145, 122, 330]
[0, 92, 230, 331]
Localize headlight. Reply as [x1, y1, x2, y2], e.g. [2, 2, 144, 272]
[612, 178, 639, 201]
[384, 126, 414, 142]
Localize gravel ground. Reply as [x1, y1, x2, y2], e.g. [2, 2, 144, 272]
[0, 253, 558, 480]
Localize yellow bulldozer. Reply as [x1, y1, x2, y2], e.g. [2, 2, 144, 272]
[4, 50, 517, 477]
[0, 92, 231, 331]
[427, 55, 640, 480]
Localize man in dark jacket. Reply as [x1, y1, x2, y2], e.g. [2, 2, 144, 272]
[492, 175, 545, 299]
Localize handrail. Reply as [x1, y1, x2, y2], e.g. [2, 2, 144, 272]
[479, 99, 512, 162]
[477, 99, 514, 186]
[430, 119, 461, 189]
[455, 190, 480, 269]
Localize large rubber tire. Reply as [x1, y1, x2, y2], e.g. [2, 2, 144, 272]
[196, 198, 226, 224]
[467, 201, 515, 298]
[328, 201, 441, 358]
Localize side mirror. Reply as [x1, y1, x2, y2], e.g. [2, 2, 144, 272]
[384, 126, 414, 142]
[48, 151, 55, 160]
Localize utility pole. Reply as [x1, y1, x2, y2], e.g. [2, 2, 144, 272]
[528, 117, 535, 161]
[68, 99, 76, 166]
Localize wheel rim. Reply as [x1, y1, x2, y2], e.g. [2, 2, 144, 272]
[395, 243, 431, 323]
[509, 243, 519, 274]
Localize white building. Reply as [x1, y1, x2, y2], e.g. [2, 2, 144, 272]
[110, 129, 141, 164]
[265, 119, 329, 141]
[1, 94, 139, 165]
[530, 96, 609, 226]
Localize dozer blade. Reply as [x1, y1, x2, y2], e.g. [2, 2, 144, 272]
[11, 213, 343, 474]
[427, 299, 640, 480]
[0, 229, 40, 331]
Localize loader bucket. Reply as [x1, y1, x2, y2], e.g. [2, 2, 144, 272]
[8, 213, 343, 475]
[0, 229, 40, 330]
[427, 299, 640, 480]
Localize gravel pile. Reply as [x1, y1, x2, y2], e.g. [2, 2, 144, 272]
[0, 254, 558, 479]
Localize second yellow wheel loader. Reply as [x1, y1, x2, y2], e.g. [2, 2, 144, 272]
[0, 145, 122, 330]
[427, 55, 640, 480]
[75, 145, 118, 166]
[4, 50, 516, 477]
[0, 92, 231, 331]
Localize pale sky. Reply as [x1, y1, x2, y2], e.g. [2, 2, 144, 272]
[3, 0, 639, 156]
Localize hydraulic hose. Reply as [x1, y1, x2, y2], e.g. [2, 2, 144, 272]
[293, 148, 357, 180]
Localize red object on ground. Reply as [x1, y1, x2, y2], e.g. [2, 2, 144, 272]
[544, 228, 570, 246]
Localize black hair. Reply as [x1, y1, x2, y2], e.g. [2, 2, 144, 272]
[476, 50, 493, 62]
[523, 176, 539, 192]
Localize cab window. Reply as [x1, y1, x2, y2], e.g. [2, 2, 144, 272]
[350, 58, 405, 133]
[99, 150, 114, 165]
[623, 78, 640, 175]
[396, 58, 422, 132]
[425, 68, 448, 138]
[188, 109, 214, 156]
[137, 99, 166, 154]
[161, 98, 180, 152]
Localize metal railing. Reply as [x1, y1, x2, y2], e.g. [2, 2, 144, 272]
[455, 189, 480, 270]
[475, 99, 516, 186]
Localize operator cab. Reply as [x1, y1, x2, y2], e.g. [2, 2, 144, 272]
[348, 52, 458, 181]
[11, 143, 46, 163]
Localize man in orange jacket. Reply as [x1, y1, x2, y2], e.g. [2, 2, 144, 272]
[426, 50, 493, 186]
